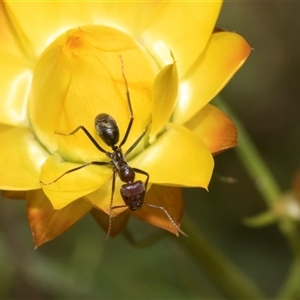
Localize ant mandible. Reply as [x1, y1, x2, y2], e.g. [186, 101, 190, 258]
[41, 55, 187, 240]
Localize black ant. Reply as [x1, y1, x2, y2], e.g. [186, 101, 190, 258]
[41, 56, 187, 240]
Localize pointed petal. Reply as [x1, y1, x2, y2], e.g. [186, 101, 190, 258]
[131, 123, 214, 189]
[0, 51, 32, 126]
[26, 189, 91, 248]
[0, 125, 49, 190]
[133, 185, 184, 236]
[173, 32, 252, 124]
[140, 2, 222, 74]
[150, 58, 178, 142]
[91, 207, 130, 238]
[185, 104, 238, 155]
[40, 155, 112, 209]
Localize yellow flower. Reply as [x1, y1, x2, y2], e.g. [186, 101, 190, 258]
[0, 1, 251, 246]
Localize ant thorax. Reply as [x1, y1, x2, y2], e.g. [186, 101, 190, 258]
[110, 147, 126, 168]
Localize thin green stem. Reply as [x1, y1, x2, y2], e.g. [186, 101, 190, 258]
[276, 257, 300, 299]
[179, 215, 265, 299]
[213, 96, 300, 249]
[213, 96, 300, 299]
[213, 96, 282, 206]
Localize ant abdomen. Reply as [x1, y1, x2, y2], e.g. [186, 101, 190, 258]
[95, 113, 119, 146]
[121, 180, 145, 210]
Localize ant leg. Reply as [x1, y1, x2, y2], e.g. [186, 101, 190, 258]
[56, 125, 107, 154]
[144, 203, 188, 237]
[133, 168, 149, 190]
[119, 55, 134, 148]
[104, 168, 117, 241]
[40, 161, 109, 185]
[124, 129, 148, 157]
[131, 169, 187, 237]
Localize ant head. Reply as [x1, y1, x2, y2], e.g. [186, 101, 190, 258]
[95, 113, 120, 147]
[120, 180, 145, 211]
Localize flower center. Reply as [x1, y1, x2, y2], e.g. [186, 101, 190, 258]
[28, 26, 156, 163]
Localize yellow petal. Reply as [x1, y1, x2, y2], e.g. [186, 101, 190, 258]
[91, 207, 130, 238]
[3, 2, 158, 58]
[0, 124, 48, 190]
[29, 26, 155, 162]
[173, 32, 252, 124]
[83, 2, 152, 36]
[150, 57, 178, 142]
[40, 155, 112, 209]
[0, 2, 24, 57]
[0, 51, 32, 126]
[131, 123, 214, 189]
[26, 189, 91, 248]
[85, 176, 149, 216]
[133, 185, 184, 236]
[4, 2, 102, 57]
[185, 104, 238, 155]
[140, 2, 222, 74]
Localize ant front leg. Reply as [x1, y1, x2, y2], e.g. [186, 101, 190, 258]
[56, 125, 107, 154]
[119, 55, 134, 148]
[124, 129, 148, 157]
[40, 161, 110, 185]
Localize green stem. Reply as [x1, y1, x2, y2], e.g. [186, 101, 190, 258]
[212, 96, 300, 299]
[179, 215, 265, 299]
[213, 96, 300, 248]
[276, 257, 300, 299]
[213, 96, 281, 206]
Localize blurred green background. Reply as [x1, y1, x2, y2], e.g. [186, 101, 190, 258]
[1, 2, 300, 299]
